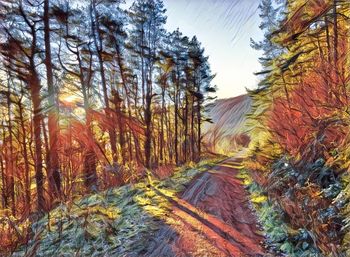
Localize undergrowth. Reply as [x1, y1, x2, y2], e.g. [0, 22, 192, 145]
[238, 170, 324, 257]
[11, 158, 222, 257]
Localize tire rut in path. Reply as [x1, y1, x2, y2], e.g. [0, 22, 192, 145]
[143, 157, 266, 257]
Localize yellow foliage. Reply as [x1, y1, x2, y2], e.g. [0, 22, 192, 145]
[236, 172, 253, 186]
[251, 194, 268, 204]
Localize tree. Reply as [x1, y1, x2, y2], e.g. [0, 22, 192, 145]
[55, 1, 100, 190]
[0, 2, 217, 250]
[189, 36, 215, 161]
[44, 0, 61, 200]
[0, 1, 46, 212]
[129, 0, 166, 168]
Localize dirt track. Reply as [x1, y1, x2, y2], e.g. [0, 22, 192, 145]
[142, 158, 267, 257]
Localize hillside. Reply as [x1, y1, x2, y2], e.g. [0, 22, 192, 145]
[203, 94, 252, 154]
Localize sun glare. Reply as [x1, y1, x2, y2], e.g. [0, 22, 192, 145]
[61, 94, 79, 104]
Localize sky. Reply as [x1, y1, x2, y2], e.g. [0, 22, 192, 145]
[124, 0, 264, 99]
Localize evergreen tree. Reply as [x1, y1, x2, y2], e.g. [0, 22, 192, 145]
[129, 0, 166, 168]
[250, 0, 285, 88]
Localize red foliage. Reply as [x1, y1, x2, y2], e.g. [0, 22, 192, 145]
[268, 58, 349, 159]
[91, 109, 145, 136]
[278, 0, 332, 44]
[153, 164, 176, 179]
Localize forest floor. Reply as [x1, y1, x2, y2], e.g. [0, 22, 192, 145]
[144, 157, 267, 257]
[13, 156, 269, 257]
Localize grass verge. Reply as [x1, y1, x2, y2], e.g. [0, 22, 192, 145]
[13, 158, 224, 257]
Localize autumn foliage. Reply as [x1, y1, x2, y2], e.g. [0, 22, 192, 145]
[269, 57, 349, 160]
[247, 0, 350, 255]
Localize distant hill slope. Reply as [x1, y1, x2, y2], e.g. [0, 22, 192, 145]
[203, 94, 252, 154]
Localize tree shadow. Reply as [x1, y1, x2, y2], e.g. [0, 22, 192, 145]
[147, 185, 265, 257]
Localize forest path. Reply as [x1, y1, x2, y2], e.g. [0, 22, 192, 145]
[143, 157, 267, 257]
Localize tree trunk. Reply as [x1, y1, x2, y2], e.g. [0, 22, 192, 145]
[6, 81, 15, 215]
[324, 16, 332, 63]
[30, 75, 45, 212]
[0, 153, 7, 209]
[160, 87, 165, 164]
[115, 44, 131, 165]
[18, 96, 31, 212]
[196, 84, 202, 161]
[44, 0, 61, 200]
[78, 50, 98, 190]
[90, 0, 117, 164]
[333, 0, 338, 66]
[84, 110, 98, 191]
[144, 84, 152, 169]
[166, 106, 173, 163]
[183, 94, 189, 163]
[190, 95, 195, 161]
[114, 90, 126, 165]
[174, 72, 179, 165]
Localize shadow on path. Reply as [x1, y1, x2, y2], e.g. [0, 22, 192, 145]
[142, 157, 267, 257]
